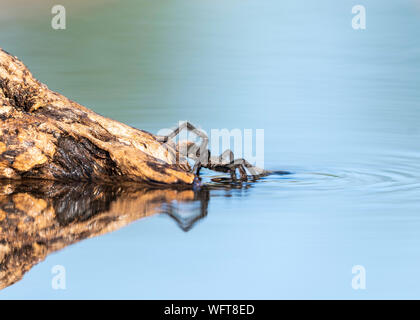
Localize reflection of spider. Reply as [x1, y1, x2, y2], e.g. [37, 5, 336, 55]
[157, 122, 271, 182]
[164, 188, 210, 232]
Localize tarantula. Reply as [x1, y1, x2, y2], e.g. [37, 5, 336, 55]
[156, 122, 271, 182]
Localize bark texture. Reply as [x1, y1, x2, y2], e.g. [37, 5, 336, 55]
[0, 48, 194, 184]
[0, 180, 208, 290]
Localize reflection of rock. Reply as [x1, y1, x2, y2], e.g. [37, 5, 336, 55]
[0, 180, 209, 290]
[0, 48, 194, 184]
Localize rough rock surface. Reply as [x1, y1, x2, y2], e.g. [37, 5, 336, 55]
[0, 48, 194, 184]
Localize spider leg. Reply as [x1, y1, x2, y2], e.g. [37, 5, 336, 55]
[192, 161, 202, 176]
[229, 166, 237, 181]
[157, 122, 208, 147]
[157, 122, 209, 166]
[214, 149, 246, 181]
[227, 163, 247, 182]
[177, 141, 200, 161]
[233, 158, 271, 178]
[177, 141, 211, 178]
[236, 164, 248, 181]
[218, 149, 234, 165]
[156, 122, 189, 143]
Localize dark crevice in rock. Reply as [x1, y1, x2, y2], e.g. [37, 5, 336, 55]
[51, 135, 122, 182]
[0, 78, 37, 112]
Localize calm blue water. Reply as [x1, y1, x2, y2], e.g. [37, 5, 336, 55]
[1, 0, 420, 299]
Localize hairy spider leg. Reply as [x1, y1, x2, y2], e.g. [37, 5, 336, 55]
[156, 121, 209, 165]
[233, 158, 271, 177]
[218, 149, 234, 165]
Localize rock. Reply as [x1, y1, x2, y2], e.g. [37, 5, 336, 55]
[0, 48, 194, 184]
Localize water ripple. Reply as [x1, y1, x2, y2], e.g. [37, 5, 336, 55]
[203, 152, 420, 197]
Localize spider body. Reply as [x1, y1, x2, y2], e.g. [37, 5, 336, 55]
[157, 122, 271, 182]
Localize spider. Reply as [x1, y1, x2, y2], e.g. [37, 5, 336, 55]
[156, 122, 271, 182]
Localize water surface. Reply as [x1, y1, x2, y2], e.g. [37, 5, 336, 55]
[0, 0, 420, 299]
